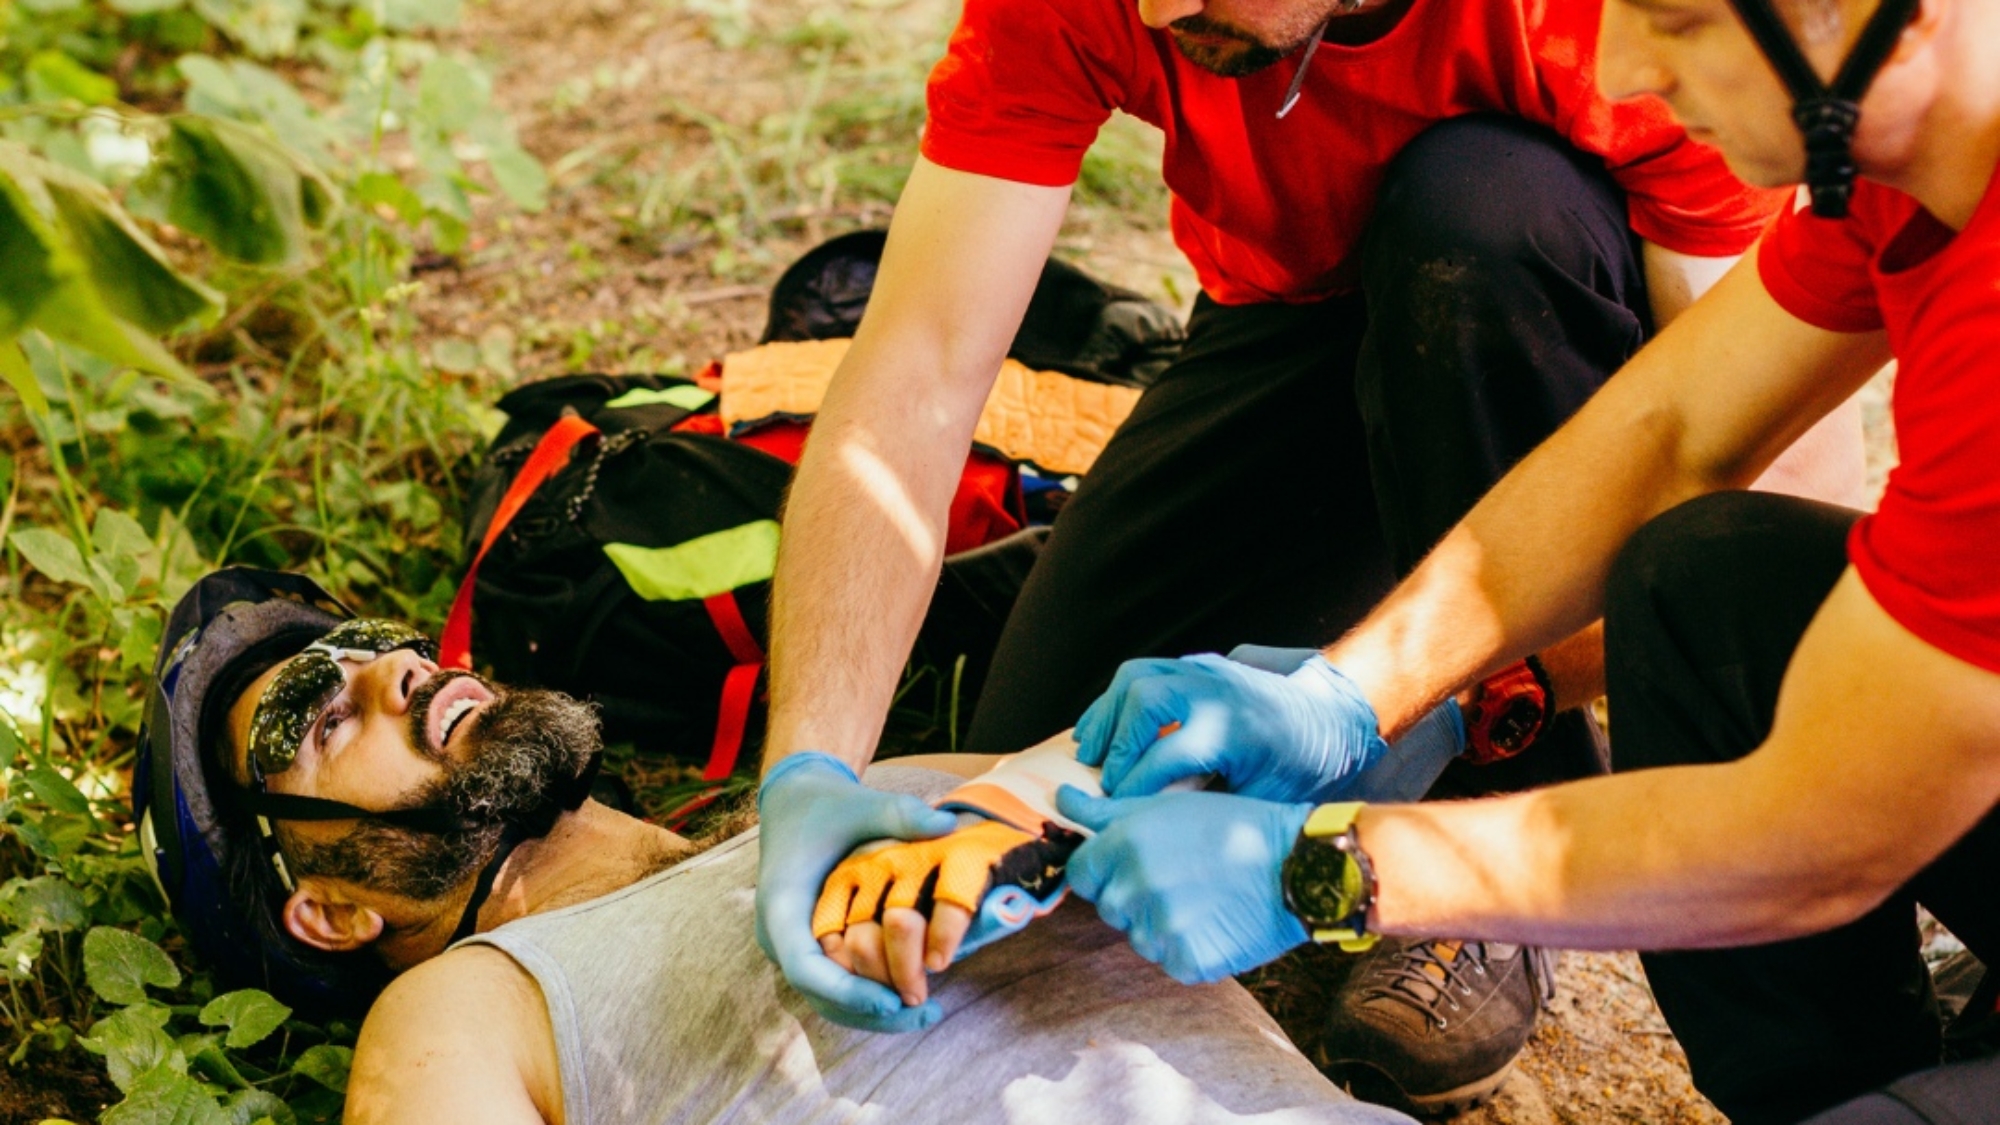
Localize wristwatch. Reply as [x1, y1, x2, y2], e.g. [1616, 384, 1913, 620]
[1461, 655, 1553, 766]
[1280, 801, 1378, 952]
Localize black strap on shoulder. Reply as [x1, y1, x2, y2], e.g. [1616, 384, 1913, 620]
[1727, 0, 1923, 217]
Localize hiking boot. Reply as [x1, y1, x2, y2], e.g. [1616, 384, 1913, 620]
[1317, 937, 1556, 1118]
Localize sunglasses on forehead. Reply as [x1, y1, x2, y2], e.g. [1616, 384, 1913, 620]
[235, 618, 463, 894]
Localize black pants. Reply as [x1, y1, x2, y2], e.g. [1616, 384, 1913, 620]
[967, 114, 1647, 793]
[1605, 492, 2000, 1124]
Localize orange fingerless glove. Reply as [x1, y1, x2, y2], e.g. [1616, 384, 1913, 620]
[811, 820, 1036, 939]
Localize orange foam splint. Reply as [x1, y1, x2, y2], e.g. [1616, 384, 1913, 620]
[720, 338, 1142, 477]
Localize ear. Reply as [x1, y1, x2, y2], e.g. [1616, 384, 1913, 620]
[282, 879, 387, 953]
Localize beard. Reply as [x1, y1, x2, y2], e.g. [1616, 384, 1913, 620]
[288, 678, 601, 903]
[1168, 12, 1324, 78]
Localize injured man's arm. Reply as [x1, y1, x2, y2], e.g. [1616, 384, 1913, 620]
[816, 676, 1471, 1007]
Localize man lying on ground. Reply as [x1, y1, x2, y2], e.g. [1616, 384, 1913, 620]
[135, 567, 1417, 1125]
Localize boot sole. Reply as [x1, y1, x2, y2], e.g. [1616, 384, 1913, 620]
[1324, 1058, 1514, 1120]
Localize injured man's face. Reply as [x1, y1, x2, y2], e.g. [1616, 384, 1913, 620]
[224, 624, 600, 908]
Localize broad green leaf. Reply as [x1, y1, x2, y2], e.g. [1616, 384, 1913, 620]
[290, 1044, 352, 1093]
[109, 0, 186, 13]
[158, 118, 326, 266]
[179, 1033, 252, 1090]
[176, 56, 243, 116]
[31, 280, 193, 381]
[82, 1004, 178, 1094]
[198, 990, 291, 1050]
[221, 1088, 292, 1125]
[45, 179, 221, 334]
[12, 527, 93, 587]
[93, 508, 153, 562]
[0, 929, 43, 981]
[22, 766, 92, 817]
[191, 0, 305, 58]
[18, 0, 85, 11]
[353, 172, 423, 224]
[85, 926, 183, 1006]
[100, 1059, 227, 1125]
[26, 51, 118, 107]
[0, 340, 48, 416]
[0, 169, 66, 338]
[486, 142, 548, 213]
[0, 875, 89, 932]
[417, 56, 485, 134]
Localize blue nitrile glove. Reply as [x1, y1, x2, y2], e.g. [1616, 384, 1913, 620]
[1074, 652, 1390, 804]
[755, 752, 960, 1032]
[1221, 645, 1463, 802]
[1056, 785, 1310, 984]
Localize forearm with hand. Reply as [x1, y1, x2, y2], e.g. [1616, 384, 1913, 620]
[756, 158, 1071, 1030]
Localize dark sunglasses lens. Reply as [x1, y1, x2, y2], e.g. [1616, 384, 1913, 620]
[247, 655, 344, 775]
[321, 618, 436, 660]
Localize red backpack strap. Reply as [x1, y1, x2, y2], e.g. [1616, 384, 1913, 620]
[441, 413, 602, 669]
[658, 590, 764, 830]
[699, 590, 764, 781]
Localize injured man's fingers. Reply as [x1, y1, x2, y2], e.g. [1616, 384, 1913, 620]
[819, 902, 975, 1004]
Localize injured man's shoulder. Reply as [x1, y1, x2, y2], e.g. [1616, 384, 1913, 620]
[441, 740, 1413, 1125]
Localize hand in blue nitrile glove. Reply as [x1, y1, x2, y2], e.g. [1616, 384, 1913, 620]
[755, 752, 959, 1032]
[1055, 785, 1310, 984]
[1220, 645, 1464, 803]
[1073, 652, 1390, 804]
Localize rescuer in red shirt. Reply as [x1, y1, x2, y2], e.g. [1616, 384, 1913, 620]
[993, 0, 2000, 1119]
[751, 0, 1862, 1109]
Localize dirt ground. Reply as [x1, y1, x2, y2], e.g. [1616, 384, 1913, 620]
[410, 0, 1904, 1121]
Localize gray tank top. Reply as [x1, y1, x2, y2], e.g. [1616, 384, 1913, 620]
[460, 766, 1414, 1125]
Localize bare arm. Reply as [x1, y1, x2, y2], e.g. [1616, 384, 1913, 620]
[765, 158, 1071, 773]
[347, 947, 560, 1124]
[1364, 571, 2000, 947]
[1529, 243, 1869, 710]
[1328, 247, 1891, 737]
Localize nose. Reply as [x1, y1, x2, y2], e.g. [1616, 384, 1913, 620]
[1137, 0, 1203, 29]
[1596, 1, 1673, 102]
[349, 649, 437, 719]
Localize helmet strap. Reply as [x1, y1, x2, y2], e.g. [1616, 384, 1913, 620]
[1728, 0, 1923, 217]
[445, 751, 604, 946]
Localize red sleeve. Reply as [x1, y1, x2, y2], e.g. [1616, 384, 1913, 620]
[1850, 262, 2000, 673]
[920, 0, 1130, 187]
[1561, 89, 1789, 258]
[1756, 195, 1889, 333]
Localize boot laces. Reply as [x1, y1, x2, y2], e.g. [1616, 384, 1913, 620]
[1367, 939, 1491, 1029]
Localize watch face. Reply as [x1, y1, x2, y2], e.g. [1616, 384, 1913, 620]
[1490, 696, 1544, 754]
[1284, 836, 1355, 929]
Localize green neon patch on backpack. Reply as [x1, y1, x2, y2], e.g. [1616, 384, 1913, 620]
[603, 520, 780, 602]
[604, 385, 715, 411]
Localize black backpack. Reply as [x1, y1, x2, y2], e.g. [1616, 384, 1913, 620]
[445, 233, 1182, 789]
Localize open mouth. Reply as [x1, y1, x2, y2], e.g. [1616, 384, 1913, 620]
[423, 674, 497, 756]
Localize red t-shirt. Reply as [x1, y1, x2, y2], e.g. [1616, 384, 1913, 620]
[1759, 162, 2000, 673]
[922, 0, 1783, 304]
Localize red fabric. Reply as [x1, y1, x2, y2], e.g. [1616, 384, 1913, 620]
[702, 591, 765, 665]
[441, 414, 600, 669]
[1758, 164, 2000, 673]
[922, 0, 1784, 304]
[671, 412, 726, 435]
[733, 421, 1023, 553]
